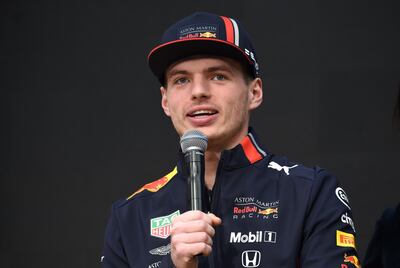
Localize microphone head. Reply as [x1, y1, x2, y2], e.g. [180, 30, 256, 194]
[180, 130, 208, 153]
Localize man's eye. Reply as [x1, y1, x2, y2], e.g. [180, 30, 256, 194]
[212, 74, 226, 81]
[175, 77, 189, 85]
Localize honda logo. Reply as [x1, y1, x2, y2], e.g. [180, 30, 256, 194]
[241, 250, 261, 267]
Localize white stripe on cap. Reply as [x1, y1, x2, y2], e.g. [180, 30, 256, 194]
[229, 18, 240, 46]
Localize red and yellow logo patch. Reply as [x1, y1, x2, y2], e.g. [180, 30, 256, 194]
[258, 207, 278, 215]
[336, 230, 356, 248]
[127, 167, 177, 200]
[199, 32, 216, 38]
[342, 254, 361, 268]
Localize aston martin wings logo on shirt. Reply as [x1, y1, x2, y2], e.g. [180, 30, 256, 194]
[149, 243, 171, 256]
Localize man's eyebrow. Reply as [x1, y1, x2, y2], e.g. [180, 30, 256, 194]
[166, 69, 189, 78]
[166, 64, 235, 78]
[206, 65, 234, 74]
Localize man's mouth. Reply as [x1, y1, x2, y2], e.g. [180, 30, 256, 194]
[188, 110, 218, 117]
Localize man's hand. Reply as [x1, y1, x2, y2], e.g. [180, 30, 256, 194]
[170, 211, 222, 268]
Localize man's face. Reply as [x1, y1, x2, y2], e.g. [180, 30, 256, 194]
[160, 56, 263, 151]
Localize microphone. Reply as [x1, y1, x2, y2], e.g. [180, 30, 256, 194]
[180, 130, 209, 212]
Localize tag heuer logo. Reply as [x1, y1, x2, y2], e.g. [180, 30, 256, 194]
[150, 210, 180, 239]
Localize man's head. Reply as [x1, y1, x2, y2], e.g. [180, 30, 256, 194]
[148, 12, 263, 150]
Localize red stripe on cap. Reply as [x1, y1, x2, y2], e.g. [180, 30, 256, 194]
[240, 136, 263, 164]
[221, 16, 234, 44]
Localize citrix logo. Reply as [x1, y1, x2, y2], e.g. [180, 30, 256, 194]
[341, 213, 356, 233]
[229, 231, 276, 243]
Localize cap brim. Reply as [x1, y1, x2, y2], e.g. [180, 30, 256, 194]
[148, 38, 254, 84]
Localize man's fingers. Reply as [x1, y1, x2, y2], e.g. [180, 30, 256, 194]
[173, 211, 222, 227]
[207, 213, 222, 226]
[173, 242, 213, 258]
[173, 210, 213, 224]
[170, 211, 221, 267]
[172, 220, 216, 236]
[172, 231, 213, 245]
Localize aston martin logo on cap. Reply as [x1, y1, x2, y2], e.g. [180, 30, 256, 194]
[179, 24, 218, 39]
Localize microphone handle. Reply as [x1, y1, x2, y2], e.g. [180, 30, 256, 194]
[185, 150, 208, 212]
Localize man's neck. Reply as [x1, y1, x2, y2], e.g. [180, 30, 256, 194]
[202, 127, 250, 189]
[204, 150, 221, 190]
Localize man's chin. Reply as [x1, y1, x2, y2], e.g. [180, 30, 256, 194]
[177, 126, 224, 146]
[179, 126, 215, 137]
[195, 128, 218, 140]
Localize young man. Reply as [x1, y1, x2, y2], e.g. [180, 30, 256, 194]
[102, 12, 360, 268]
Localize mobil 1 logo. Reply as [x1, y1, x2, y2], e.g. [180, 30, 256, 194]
[229, 231, 277, 244]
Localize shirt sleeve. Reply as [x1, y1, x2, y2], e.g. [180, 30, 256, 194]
[300, 168, 361, 268]
[101, 205, 131, 268]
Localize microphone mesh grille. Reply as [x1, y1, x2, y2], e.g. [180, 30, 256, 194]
[180, 130, 208, 153]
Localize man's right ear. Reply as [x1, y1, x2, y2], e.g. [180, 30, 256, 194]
[160, 86, 171, 116]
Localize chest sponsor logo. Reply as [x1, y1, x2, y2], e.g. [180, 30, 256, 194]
[336, 187, 351, 210]
[267, 161, 298, 175]
[230, 231, 277, 244]
[233, 197, 279, 220]
[148, 261, 161, 268]
[242, 250, 261, 267]
[342, 254, 361, 268]
[150, 210, 180, 239]
[149, 243, 171, 256]
[341, 213, 356, 233]
[336, 230, 356, 248]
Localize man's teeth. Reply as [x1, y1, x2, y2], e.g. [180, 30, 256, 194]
[192, 110, 215, 116]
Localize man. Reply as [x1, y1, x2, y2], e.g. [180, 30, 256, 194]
[102, 12, 360, 267]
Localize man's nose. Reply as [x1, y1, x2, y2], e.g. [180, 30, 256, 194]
[191, 78, 211, 100]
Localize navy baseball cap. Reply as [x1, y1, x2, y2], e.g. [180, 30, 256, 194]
[148, 12, 260, 84]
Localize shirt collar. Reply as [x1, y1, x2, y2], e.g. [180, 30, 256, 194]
[219, 127, 268, 169]
[177, 127, 269, 174]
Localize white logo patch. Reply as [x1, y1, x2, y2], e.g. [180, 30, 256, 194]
[268, 161, 298, 175]
[341, 213, 356, 232]
[229, 231, 276, 244]
[242, 250, 261, 267]
[149, 243, 171, 256]
[335, 187, 351, 210]
[148, 261, 161, 268]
